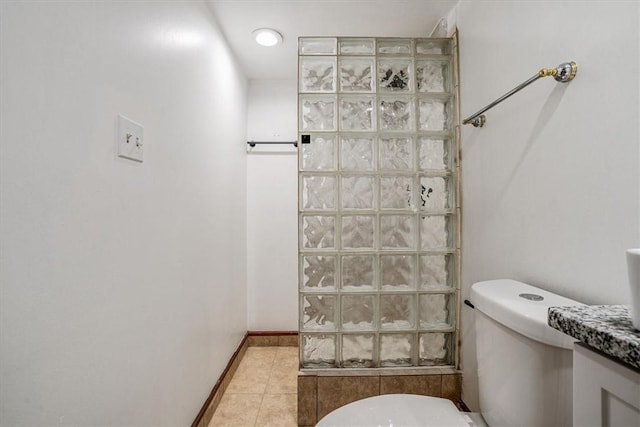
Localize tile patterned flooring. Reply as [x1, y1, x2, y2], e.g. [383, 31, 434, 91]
[208, 346, 298, 427]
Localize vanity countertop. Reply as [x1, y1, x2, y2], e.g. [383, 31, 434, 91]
[548, 305, 640, 370]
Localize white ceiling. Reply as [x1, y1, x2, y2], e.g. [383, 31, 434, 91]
[207, 0, 458, 80]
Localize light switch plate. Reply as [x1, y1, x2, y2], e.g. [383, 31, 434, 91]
[117, 114, 143, 162]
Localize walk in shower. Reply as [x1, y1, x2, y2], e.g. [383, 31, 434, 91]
[298, 37, 460, 369]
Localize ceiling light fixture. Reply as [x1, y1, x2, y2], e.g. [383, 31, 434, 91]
[252, 28, 283, 47]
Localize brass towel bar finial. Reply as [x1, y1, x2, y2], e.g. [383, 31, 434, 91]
[463, 61, 578, 128]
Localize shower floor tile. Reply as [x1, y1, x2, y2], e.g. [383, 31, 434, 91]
[209, 346, 298, 427]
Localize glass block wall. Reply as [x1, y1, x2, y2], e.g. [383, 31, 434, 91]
[298, 37, 460, 368]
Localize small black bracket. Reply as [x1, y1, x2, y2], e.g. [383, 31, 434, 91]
[247, 141, 298, 148]
[301, 135, 310, 145]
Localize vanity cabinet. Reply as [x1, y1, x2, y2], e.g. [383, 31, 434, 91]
[548, 305, 640, 427]
[573, 343, 640, 426]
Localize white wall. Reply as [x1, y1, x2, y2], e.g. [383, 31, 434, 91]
[246, 79, 299, 330]
[456, 0, 640, 410]
[0, 1, 247, 425]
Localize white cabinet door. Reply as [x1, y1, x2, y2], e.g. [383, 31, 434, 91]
[573, 343, 640, 426]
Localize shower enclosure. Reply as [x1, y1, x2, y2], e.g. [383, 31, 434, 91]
[298, 37, 460, 369]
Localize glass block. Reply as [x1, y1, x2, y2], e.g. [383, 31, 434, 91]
[416, 60, 450, 93]
[341, 136, 375, 171]
[418, 98, 452, 131]
[419, 176, 452, 211]
[301, 333, 336, 368]
[380, 215, 415, 249]
[341, 215, 375, 249]
[341, 295, 375, 330]
[339, 38, 375, 55]
[339, 97, 375, 131]
[419, 293, 454, 329]
[297, 36, 459, 370]
[416, 39, 451, 55]
[301, 255, 336, 290]
[299, 57, 336, 92]
[418, 138, 451, 171]
[300, 96, 336, 131]
[419, 254, 454, 290]
[302, 294, 336, 331]
[379, 98, 414, 132]
[379, 137, 413, 170]
[301, 175, 336, 210]
[378, 39, 411, 55]
[341, 334, 374, 367]
[299, 37, 337, 55]
[380, 176, 413, 210]
[301, 134, 336, 170]
[419, 332, 452, 366]
[341, 175, 375, 210]
[380, 333, 413, 367]
[420, 215, 454, 251]
[378, 59, 412, 92]
[339, 58, 374, 92]
[341, 255, 375, 290]
[301, 215, 335, 249]
[380, 295, 415, 329]
[380, 255, 415, 290]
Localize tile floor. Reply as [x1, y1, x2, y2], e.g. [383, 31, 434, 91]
[208, 346, 298, 427]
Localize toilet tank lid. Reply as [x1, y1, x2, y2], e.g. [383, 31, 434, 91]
[470, 279, 584, 349]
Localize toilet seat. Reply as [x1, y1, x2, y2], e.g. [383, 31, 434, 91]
[316, 394, 471, 427]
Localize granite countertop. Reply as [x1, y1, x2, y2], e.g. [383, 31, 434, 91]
[548, 305, 640, 370]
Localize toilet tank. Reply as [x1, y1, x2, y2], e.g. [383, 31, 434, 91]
[470, 280, 583, 427]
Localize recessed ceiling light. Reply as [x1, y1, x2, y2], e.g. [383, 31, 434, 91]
[252, 28, 283, 47]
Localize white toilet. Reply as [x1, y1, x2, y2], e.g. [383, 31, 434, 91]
[316, 279, 583, 426]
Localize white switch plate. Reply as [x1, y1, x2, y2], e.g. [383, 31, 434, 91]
[117, 114, 144, 162]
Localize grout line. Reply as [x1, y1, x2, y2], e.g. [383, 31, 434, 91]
[257, 350, 278, 426]
[266, 347, 277, 395]
[254, 389, 267, 427]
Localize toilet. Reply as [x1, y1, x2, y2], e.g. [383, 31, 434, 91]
[316, 279, 583, 426]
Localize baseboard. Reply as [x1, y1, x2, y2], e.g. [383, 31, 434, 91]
[247, 330, 298, 347]
[191, 331, 298, 427]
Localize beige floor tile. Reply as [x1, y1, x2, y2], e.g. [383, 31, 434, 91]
[255, 394, 297, 427]
[265, 366, 298, 394]
[265, 351, 298, 394]
[208, 393, 263, 427]
[226, 364, 271, 394]
[226, 347, 277, 394]
[212, 346, 298, 425]
[275, 346, 298, 360]
[274, 349, 298, 370]
[241, 347, 278, 368]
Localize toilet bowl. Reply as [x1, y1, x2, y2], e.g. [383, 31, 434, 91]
[315, 279, 583, 427]
[316, 394, 482, 427]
